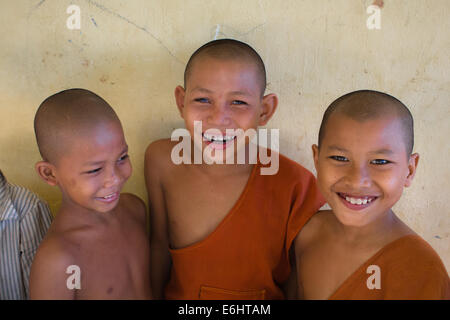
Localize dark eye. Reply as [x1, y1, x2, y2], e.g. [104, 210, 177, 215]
[86, 167, 101, 174]
[330, 155, 348, 162]
[371, 159, 390, 165]
[118, 154, 129, 162]
[231, 100, 247, 106]
[195, 98, 210, 103]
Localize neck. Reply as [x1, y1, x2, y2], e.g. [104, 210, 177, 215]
[189, 142, 258, 177]
[335, 209, 400, 246]
[59, 195, 117, 226]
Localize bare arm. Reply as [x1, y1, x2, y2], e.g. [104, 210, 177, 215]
[29, 240, 76, 300]
[120, 193, 153, 299]
[281, 245, 298, 299]
[294, 231, 306, 300]
[144, 141, 172, 299]
[293, 210, 325, 300]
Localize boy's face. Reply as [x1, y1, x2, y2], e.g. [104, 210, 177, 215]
[53, 121, 131, 214]
[313, 113, 419, 227]
[175, 57, 276, 162]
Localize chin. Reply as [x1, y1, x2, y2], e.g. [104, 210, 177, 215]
[334, 210, 372, 228]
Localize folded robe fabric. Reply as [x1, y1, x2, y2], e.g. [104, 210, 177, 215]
[165, 152, 325, 300]
[329, 234, 450, 300]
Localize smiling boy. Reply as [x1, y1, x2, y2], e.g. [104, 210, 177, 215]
[295, 90, 449, 299]
[29, 89, 151, 299]
[145, 39, 324, 299]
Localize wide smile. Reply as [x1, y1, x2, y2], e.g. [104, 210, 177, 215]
[336, 192, 378, 211]
[95, 192, 119, 203]
[202, 132, 237, 150]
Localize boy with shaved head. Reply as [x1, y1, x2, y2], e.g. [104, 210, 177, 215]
[30, 89, 151, 299]
[295, 90, 449, 299]
[145, 39, 324, 299]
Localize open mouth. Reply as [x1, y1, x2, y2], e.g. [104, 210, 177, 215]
[202, 132, 237, 149]
[337, 192, 378, 210]
[96, 192, 119, 203]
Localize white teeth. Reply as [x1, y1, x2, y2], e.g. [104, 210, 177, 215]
[345, 196, 373, 205]
[203, 133, 235, 142]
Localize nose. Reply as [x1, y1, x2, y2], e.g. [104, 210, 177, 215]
[346, 163, 372, 189]
[103, 166, 120, 189]
[207, 102, 231, 127]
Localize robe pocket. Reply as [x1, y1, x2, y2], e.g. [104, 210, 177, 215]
[199, 285, 265, 300]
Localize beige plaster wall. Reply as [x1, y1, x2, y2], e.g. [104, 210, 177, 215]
[0, 0, 448, 271]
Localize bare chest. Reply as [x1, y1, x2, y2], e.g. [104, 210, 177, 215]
[70, 224, 151, 299]
[299, 242, 376, 300]
[163, 167, 252, 249]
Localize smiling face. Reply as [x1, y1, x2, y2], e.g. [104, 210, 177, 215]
[54, 121, 131, 214]
[313, 113, 419, 227]
[175, 57, 277, 163]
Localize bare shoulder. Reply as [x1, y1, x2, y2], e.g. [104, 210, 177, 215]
[295, 210, 335, 254]
[145, 139, 177, 168]
[145, 139, 181, 188]
[29, 233, 78, 299]
[118, 193, 147, 226]
[34, 232, 77, 266]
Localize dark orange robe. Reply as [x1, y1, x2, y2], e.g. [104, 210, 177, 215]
[165, 153, 325, 299]
[330, 234, 450, 300]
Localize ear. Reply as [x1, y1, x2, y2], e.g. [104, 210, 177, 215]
[258, 93, 278, 126]
[174, 85, 186, 118]
[35, 161, 58, 186]
[312, 144, 320, 172]
[404, 153, 419, 187]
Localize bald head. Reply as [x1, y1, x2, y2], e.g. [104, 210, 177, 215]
[184, 39, 266, 95]
[318, 90, 414, 155]
[34, 88, 120, 163]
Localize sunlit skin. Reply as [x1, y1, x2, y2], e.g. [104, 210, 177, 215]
[31, 120, 151, 299]
[175, 57, 277, 166]
[52, 121, 131, 216]
[294, 112, 420, 300]
[312, 113, 419, 230]
[146, 56, 279, 298]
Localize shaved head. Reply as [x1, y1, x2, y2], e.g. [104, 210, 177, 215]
[34, 88, 121, 163]
[318, 90, 414, 155]
[184, 38, 266, 95]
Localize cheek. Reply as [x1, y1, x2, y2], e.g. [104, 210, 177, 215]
[317, 163, 340, 188]
[120, 162, 132, 181]
[67, 177, 99, 200]
[184, 112, 203, 131]
[236, 110, 259, 126]
[69, 178, 77, 188]
[380, 173, 405, 197]
[185, 107, 204, 120]
[316, 169, 334, 198]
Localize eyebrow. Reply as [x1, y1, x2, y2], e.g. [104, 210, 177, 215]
[191, 87, 213, 94]
[190, 87, 251, 96]
[368, 148, 394, 155]
[327, 145, 395, 155]
[326, 145, 349, 153]
[229, 90, 251, 96]
[82, 146, 128, 166]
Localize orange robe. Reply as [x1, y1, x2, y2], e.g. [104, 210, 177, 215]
[165, 153, 325, 299]
[330, 235, 450, 300]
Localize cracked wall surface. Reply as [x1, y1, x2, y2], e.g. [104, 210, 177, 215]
[0, 0, 448, 271]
